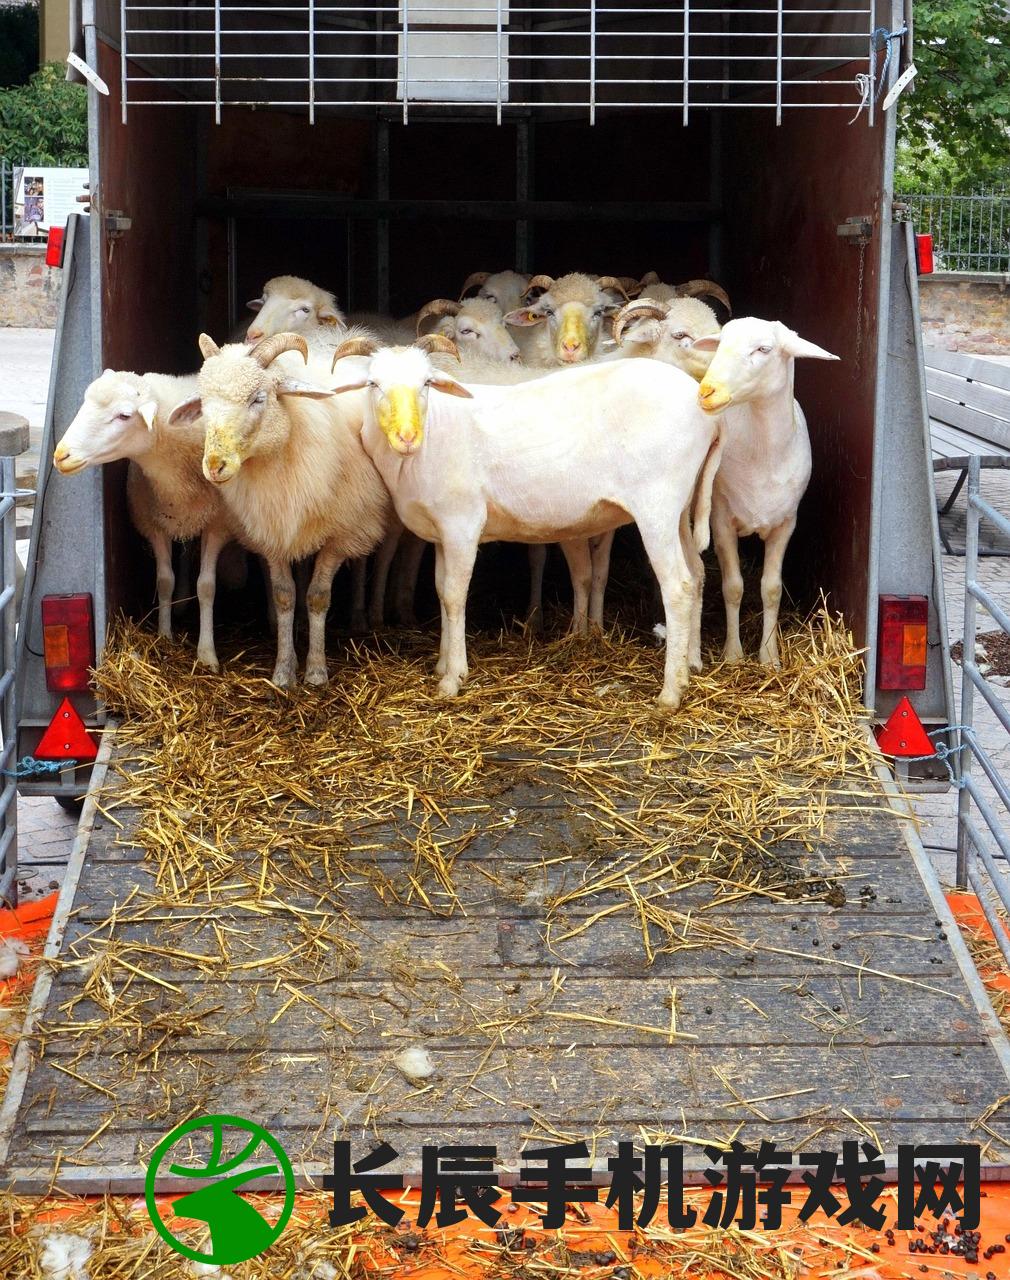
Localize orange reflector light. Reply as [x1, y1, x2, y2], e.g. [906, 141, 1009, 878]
[877, 594, 928, 690]
[41, 594, 95, 692]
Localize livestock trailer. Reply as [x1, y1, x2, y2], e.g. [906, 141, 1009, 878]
[6, 0, 998, 1199]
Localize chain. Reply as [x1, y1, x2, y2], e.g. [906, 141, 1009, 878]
[855, 239, 866, 367]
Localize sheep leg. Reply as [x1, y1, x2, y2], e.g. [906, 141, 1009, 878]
[268, 559, 298, 688]
[435, 534, 478, 698]
[305, 545, 344, 686]
[680, 509, 705, 673]
[713, 506, 744, 664]
[758, 516, 795, 670]
[559, 539, 592, 637]
[349, 557, 368, 634]
[588, 531, 614, 631]
[526, 544, 547, 635]
[195, 523, 228, 672]
[367, 524, 403, 631]
[434, 544, 450, 677]
[637, 510, 694, 709]
[150, 528, 175, 640]
[393, 533, 426, 628]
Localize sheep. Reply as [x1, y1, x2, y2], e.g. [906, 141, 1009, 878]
[611, 295, 723, 381]
[331, 337, 723, 708]
[636, 272, 733, 316]
[244, 275, 350, 350]
[415, 296, 520, 364]
[54, 370, 234, 671]
[458, 269, 531, 315]
[503, 272, 630, 366]
[693, 317, 839, 667]
[169, 332, 392, 687]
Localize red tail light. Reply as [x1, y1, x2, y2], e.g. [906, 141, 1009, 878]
[45, 225, 65, 269]
[41, 593, 95, 692]
[878, 595, 928, 690]
[915, 233, 934, 275]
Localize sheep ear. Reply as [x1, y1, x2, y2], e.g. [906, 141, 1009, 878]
[198, 333, 220, 360]
[691, 335, 721, 352]
[504, 307, 545, 328]
[246, 297, 264, 312]
[275, 379, 334, 398]
[168, 396, 202, 424]
[773, 322, 839, 361]
[331, 379, 370, 394]
[430, 376, 473, 399]
[317, 305, 341, 327]
[138, 400, 158, 431]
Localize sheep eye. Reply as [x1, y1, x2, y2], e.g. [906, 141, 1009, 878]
[117, 411, 133, 421]
[458, 327, 475, 337]
[756, 345, 772, 355]
[252, 391, 267, 405]
[485, 294, 498, 305]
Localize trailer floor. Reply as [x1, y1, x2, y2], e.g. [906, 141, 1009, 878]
[3, 625, 1010, 1193]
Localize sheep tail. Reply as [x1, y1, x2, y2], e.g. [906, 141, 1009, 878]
[691, 425, 723, 554]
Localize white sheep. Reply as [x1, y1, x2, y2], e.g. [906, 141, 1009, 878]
[54, 370, 234, 671]
[170, 332, 391, 687]
[611, 295, 723, 380]
[415, 296, 520, 364]
[694, 317, 838, 667]
[332, 338, 723, 707]
[503, 272, 630, 366]
[458, 269, 531, 315]
[244, 275, 348, 350]
[636, 272, 732, 315]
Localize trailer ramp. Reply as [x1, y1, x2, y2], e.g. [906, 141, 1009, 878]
[2, 624, 1009, 1192]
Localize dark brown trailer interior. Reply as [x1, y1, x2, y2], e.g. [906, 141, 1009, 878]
[95, 37, 883, 645]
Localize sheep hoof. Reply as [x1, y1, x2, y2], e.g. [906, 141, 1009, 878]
[689, 656, 703, 674]
[271, 663, 297, 689]
[437, 674, 461, 698]
[304, 665, 329, 687]
[759, 648, 782, 670]
[656, 686, 684, 711]
[722, 645, 744, 665]
[525, 607, 544, 638]
[196, 651, 220, 674]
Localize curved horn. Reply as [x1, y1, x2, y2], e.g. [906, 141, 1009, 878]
[415, 298, 460, 336]
[612, 300, 669, 346]
[331, 336, 379, 371]
[615, 276, 644, 298]
[596, 276, 631, 302]
[198, 333, 220, 360]
[521, 274, 555, 300]
[458, 271, 490, 300]
[414, 333, 461, 361]
[638, 270, 662, 288]
[249, 332, 309, 368]
[675, 279, 732, 315]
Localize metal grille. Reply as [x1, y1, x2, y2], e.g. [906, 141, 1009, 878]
[119, 1, 879, 123]
[905, 192, 1010, 275]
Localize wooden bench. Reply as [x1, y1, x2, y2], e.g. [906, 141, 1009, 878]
[926, 349, 1010, 554]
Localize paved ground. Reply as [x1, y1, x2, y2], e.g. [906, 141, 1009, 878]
[0, 326, 1008, 903]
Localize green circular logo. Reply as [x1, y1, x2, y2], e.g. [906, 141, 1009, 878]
[145, 1114, 295, 1266]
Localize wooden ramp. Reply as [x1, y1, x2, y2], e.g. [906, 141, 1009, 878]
[2, 720, 1010, 1192]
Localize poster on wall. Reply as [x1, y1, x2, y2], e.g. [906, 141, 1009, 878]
[12, 166, 88, 237]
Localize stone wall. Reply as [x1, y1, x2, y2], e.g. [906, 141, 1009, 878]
[0, 245, 61, 328]
[919, 272, 1010, 356]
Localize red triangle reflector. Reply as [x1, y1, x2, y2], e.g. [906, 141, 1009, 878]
[876, 696, 935, 757]
[35, 697, 99, 763]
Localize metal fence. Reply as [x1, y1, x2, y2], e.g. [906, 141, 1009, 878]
[0, 420, 28, 908]
[905, 192, 1010, 274]
[955, 457, 1010, 956]
[0, 159, 22, 241]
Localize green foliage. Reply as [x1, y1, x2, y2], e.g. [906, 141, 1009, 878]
[0, 62, 88, 166]
[897, 0, 1010, 193]
[0, 4, 38, 90]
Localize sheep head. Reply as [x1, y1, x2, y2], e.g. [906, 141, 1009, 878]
[613, 297, 722, 381]
[244, 275, 347, 344]
[171, 332, 333, 484]
[418, 296, 519, 364]
[504, 273, 627, 365]
[54, 370, 163, 474]
[637, 274, 733, 316]
[331, 338, 473, 456]
[459, 269, 532, 315]
[696, 318, 839, 414]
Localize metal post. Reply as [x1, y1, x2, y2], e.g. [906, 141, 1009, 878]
[682, 0, 690, 126]
[308, 0, 316, 124]
[402, 0, 409, 125]
[120, 0, 127, 123]
[589, 0, 596, 126]
[0, 418, 29, 908]
[213, 0, 221, 125]
[774, 0, 783, 126]
[495, 0, 503, 127]
[956, 454, 982, 890]
[376, 119, 390, 313]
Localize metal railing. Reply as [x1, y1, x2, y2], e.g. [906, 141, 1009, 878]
[905, 192, 1010, 274]
[955, 456, 1010, 957]
[0, 420, 29, 908]
[118, 0, 881, 122]
[0, 159, 24, 241]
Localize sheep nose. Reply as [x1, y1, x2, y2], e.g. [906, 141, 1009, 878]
[510, 353, 521, 363]
[561, 339, 582, 355]
[206, 454, 226, 478]
[246, 327, 263, 343]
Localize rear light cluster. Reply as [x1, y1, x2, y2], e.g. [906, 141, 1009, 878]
[915, 233, 934, 275]
[877, 595, 928, 691]
[42, 593, 95, 692]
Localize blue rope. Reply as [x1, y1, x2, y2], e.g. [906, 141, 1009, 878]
[873, 25, 908, 98]
[3, 756, 77, 779]
[900, 725, 969, 788]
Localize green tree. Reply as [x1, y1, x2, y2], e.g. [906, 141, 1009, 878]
[896, 0, 1010, 192]
[0, 62, 87, 165]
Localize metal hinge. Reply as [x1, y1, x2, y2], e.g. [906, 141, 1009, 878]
[837, 216, 873, 246]
[105, 212, 131, 239]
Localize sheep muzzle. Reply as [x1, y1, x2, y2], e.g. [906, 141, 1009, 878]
[556, 309, 589, 361]
[53, 445, 87, 475]
[377, 386, 424, 455]
[202, 426, 244, 483]
[697, 380, 733, 413]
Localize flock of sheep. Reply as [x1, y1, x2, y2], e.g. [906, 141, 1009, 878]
[53, 268, 837, 708]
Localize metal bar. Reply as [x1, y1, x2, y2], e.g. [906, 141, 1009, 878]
[588, 0, 596, 125]
[964, 728, 1010, 824]
[198, 194, 720, 221]
[969, 581, 1010, 637]
[968, 861, 1010, 970]
[775, 0, 783, 126]
[970, 492, 1010, 543]
[682, 0, 689, 127]
[495, 0, 502, 126]
[965, 776, 1010, 866]
[120, 0, 128, 122]
[956, 458, 980, 889]
[308, 0, 316, 123]
[402, 0, 409, 124]
[213, 0, 221, 123]
[965, 661, 1010, 740]
[0, 454, 15, 910]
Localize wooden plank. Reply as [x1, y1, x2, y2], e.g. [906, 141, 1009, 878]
[925, 348, 1010, 391]
[927, 391, 1010, 452]
[930, 420, 1009, 459]
[928, 366, 1010, 421]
